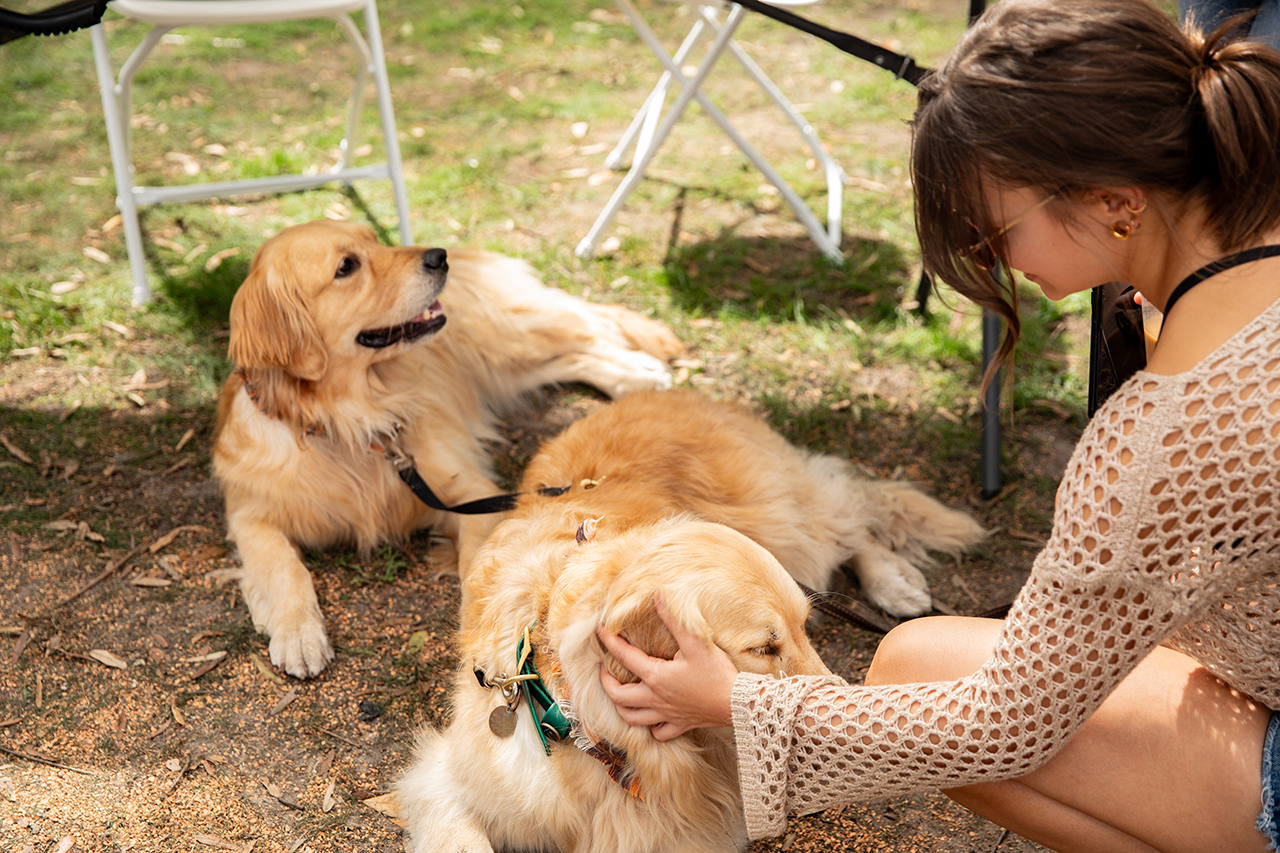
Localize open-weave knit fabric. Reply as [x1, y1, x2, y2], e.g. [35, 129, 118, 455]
[732, 297, 1280, 840]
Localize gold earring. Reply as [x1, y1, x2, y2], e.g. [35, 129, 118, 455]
[1112, 219, 1134, 239]
[1124, 198, 1147, 214]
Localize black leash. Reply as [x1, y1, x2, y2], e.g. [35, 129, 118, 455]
[797, 582, 899, 634]
[732, 0, 929, 85]
[395, 464, 567, 515]
[383, 430, 1010, 633]
[377, 425, 566, 515]
[798, 582, 1013, 635]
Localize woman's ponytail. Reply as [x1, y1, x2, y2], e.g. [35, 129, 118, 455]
[1188, 21, 1280, 250]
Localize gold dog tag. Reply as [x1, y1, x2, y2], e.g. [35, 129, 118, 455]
[489, 704, 518, 738]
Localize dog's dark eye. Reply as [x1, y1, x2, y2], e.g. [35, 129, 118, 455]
[335, 256, 360, 279]
[750, 644, 780, 657]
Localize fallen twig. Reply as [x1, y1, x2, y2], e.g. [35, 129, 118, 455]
[315, 728, 364, 748]
[0, 742, 94, 775]
[56, 541, 150, 607]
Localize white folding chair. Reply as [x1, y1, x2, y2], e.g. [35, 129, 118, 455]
[89, 0, 412, 304]
[576, 0, 844, 264]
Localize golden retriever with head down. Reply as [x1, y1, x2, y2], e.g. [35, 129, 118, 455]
[211, 220, 683, 678]
[396, 389, 985, 853]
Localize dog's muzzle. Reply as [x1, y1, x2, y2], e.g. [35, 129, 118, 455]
[355, 248, 449, 349]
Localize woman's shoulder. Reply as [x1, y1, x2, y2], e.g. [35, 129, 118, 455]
[1144, 268, 1280, 377]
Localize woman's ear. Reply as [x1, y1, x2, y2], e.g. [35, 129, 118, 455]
[1086, 186, 1146, 214]
[228, 264, 328, 381]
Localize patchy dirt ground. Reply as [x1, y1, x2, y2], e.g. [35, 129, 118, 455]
[0, 374, 1076, 853]
[0, 2, 1084, 849]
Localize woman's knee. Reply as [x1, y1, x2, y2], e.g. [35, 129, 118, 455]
[865, 616, 1003, 686]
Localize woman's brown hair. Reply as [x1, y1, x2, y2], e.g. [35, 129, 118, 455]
[910, 0, 1280, 390]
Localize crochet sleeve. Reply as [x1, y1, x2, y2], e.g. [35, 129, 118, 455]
[732, 316, 1280, 840]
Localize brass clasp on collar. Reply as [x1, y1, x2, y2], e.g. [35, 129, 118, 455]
[373, 423, 413, 471]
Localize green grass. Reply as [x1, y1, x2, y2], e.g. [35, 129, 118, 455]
[1, 0, 1097, 495]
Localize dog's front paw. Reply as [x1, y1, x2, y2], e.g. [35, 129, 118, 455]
[579, 349, 674, 398]
[267, 610, 335, 678]
[858, 559, 933, 618]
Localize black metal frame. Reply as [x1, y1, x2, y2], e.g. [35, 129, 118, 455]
[734, 0, 1006, 497]
[0, 0, 108, 44]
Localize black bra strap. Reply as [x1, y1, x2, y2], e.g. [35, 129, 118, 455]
[1162, 244, 1280, 328]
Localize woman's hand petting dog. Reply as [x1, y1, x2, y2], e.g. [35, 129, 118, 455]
[598, 593, 739, 741]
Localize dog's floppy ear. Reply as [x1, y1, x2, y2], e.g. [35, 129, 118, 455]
[228, 261, 328, 381]
[600, 583, 714, 687]
[601, 589, 679, 685]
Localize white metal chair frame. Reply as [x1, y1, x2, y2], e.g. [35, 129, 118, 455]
[89, 0, 412, 304]
[576, 0, 844, 264]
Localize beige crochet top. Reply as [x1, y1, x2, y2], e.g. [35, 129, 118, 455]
[732, 296, 1280, 840]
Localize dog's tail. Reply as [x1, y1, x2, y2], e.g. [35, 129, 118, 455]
[861, 478, 988, 565]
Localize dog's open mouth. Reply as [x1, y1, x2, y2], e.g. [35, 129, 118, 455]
[355, 301, 446, 349]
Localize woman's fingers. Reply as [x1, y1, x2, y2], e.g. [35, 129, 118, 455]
[649, 722, 687, 742]
[653, 593, 702, 654]
[596, 594, 738, 735]
[600, 664, 674, 728]
[597, 624, 658, 679]
[599, 664, 650, 705]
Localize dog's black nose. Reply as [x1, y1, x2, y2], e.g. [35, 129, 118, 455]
[423, 248, 447, 271]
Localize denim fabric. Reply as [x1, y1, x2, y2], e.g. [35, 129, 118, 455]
[1179, 0, 1280, 49]
[1258, 712, 1280, 851]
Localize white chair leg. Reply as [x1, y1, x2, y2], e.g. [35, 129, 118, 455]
[361, 0, 413, 246]
[92, 22, 154, 304]
[576, 1, 743, 259]
[690, 4, 841, 259]
[605, 17, 708, 170]
[91, 0, 413, 305]
[332, 13, 371, 174]
[581, 0, 843, 263]
[724, 26, 843, 244]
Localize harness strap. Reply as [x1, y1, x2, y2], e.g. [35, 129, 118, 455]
[733, 0, 928, 85]
[1161, 244, 1280, 335]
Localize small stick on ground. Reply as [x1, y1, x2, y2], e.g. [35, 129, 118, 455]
[164, 752, 194, 796]
[55, 540, 149, 607]
[0, 742, 94, 775]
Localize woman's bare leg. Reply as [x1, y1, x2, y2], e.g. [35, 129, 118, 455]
[865, 617, 1271, 853]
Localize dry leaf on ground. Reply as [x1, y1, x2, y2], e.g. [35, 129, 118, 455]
[269, 689, 299, 716]
[0, 432, 34, 465]
[204, 247, 241, 272]
[88, 649, 128, 670]
[130, 576, 172, 588]
[362, 791, 405, 826]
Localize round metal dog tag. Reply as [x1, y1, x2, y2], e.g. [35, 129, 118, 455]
[488, 705, 518, 738]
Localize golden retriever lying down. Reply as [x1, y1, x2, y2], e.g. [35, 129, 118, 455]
[397, 389, 985, 852]
[211, 220, 683, 678]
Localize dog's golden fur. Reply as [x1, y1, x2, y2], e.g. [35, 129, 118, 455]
[397, 389, 986, 852]
[211, 220, 683, 678]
